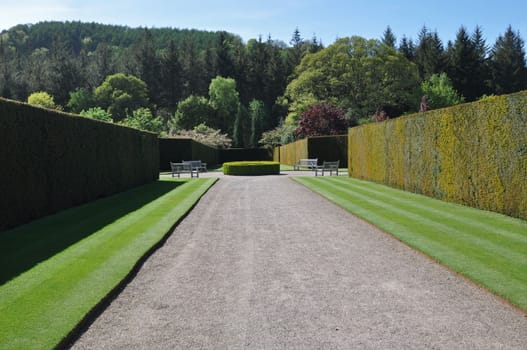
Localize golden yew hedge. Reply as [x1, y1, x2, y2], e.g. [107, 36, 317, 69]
[348, 91, 527, 220]
[277, 138, 308, 165]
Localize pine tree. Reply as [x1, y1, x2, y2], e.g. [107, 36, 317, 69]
[415, 26, 445, 79]
[471, 26, 490, 97]
[215, 31, 235, 79]
[446, 26, 476, 100]
[180, 36, 205, 97]
[264, 36, 287, 126]
[489, 25, 527, 94]
[89, 43, 115, 88]
[382, 26, 397, 49]
[399, 35, 415, 61]
[287, 28, 304, 75]
[159, 39, 183, 109]
[134, 29, 161, 106]
[49, 37, 83, 105]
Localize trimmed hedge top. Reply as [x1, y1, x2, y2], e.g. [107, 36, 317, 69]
[223, 161, 280, 176]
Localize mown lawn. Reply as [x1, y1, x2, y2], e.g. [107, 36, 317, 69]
[0, 177, 216, 350]
[293, 176, 527, 311]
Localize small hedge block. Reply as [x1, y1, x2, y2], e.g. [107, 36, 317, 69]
[222, 161, 280, 176]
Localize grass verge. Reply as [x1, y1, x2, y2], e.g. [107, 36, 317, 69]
[0, 177, 216, 350]
[293, 176, 527, 311]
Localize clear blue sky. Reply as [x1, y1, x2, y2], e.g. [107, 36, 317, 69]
[1, 0, 526, 47]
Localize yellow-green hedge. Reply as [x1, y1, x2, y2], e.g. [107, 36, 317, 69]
[348, 91, 527, 220]
[278, 138, 308, 166]
[275, 135, 348, 167]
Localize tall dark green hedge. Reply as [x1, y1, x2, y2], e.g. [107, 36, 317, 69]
[159, 138, 271, 170]
[159, 138, 193, 171]
[0, 98, 159, 230]
[159, 138, 218, 171]
[307, 135, 348, 168]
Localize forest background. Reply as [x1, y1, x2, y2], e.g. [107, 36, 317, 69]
[1, 21, 526, 148]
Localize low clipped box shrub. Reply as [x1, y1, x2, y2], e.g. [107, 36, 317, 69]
[223, 161, 280, 176]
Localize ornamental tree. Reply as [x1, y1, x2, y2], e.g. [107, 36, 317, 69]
[295, 103, 347, 138]
[94, 73, 149, 122]
[27, 91, 58, 109]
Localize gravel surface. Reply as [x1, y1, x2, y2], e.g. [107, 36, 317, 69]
[70, 174, 527, 349]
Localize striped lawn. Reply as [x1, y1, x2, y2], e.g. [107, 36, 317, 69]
[0, 177, 216, 350]
[293, 176, 527, 311]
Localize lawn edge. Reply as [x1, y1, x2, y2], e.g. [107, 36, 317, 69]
[56, 178, 218, 349]
[290, 176, 527, 316]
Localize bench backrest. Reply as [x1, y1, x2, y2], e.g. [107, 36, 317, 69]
[171, 162, 192, 171]
[183, 160, 202, 168]
[322, 160, 339, 169]
[299, 158, 317, 166]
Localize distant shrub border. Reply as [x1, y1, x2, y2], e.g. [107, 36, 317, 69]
[223, 161, 280, 176]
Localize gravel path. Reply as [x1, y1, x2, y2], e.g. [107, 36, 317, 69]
[70, 174, 527, 349]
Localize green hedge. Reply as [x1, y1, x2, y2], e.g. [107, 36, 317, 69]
[159, 138, 218, 171]
[348, 91, 527, 220]
[159, 138, 271, 170]
[0, 98, 159, 230]
[275, 135, 348, 167]
[307, 135, 348, 168]
[159, 138, 193, 171]
[223, 161, 280, 176]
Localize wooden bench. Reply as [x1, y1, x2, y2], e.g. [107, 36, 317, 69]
[182, 160, 207, 172]
[315, 160, 340, 176]
[294, 158, 318, 171]
[170, 162, 198, 178]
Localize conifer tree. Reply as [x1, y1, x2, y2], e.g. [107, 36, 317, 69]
[399, 35, 416, 61]
[382, 26, 397, 49]
[159, 39, 183, 109]
[134, 29, 161, 106]
[415, 26, 445, 79]
[488, 25, 527, 94]
[446, 26, 486, 101]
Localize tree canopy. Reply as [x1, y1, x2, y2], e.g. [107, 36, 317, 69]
[94, 73, 149, 121]
[1, 21, 527, 143]
[285, 37, 421, 122]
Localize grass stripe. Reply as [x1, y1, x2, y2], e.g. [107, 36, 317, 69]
[300, 177, 527, 296]
[302, 177, 527, 277]
[293, 176, 527, 310]
[301, 177, 521, 267]
[324, 178, 527, 261]
[0, 178, 216, 350]
[332, 177, 527, 240]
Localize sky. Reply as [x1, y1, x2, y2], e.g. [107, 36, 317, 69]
[1, 0, 526, 46]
